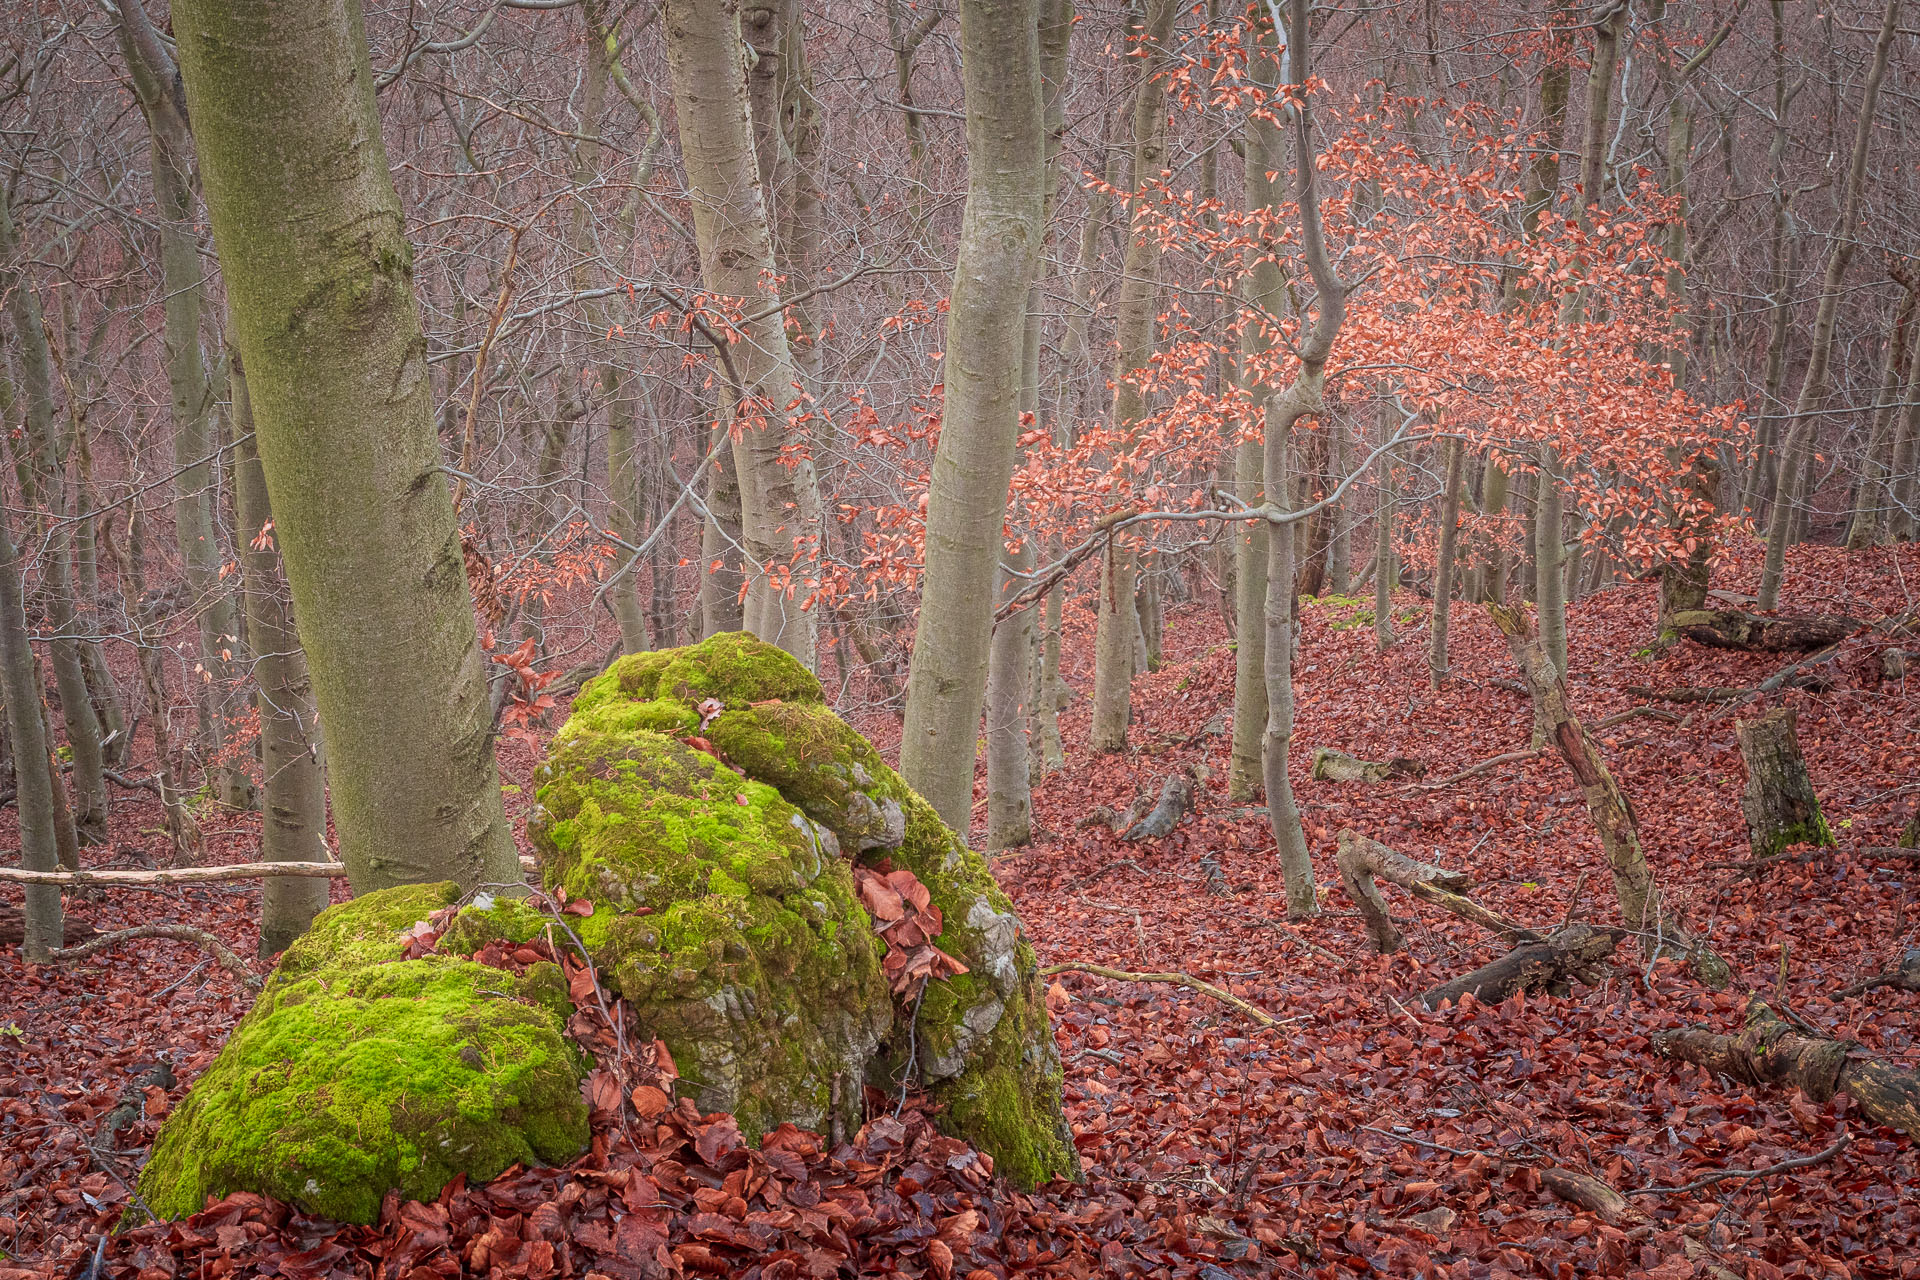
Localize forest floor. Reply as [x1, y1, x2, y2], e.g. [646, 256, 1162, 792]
[3, 538, 1918, 1279]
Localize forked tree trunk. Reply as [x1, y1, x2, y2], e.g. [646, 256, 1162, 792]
[897, 0, 1046, 829]
[231, 356, 330, 956]
[172, 0, 521, 893]
[1088, 0, 1175, 753]
[1736, 706, 1835, 860]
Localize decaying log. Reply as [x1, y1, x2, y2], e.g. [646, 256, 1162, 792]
[1420, 924, 1624, 1010]
[1668, 609, 1860, 652]
[1654, 999, 1920, 1137]
[1537, 1167, 1641, 1224]
[1334, 830, 1513, 952]
[1311, 748, 1425, 783]
[1736, 706, 1835, 859]
[1488, 605, 1729, 987]
[1122, 767, 1196, 841]
[1076, 792, 1155, 835]
[0, 905, 98, 947]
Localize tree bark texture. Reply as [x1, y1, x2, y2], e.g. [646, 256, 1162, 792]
[897, 0, 1046, 831]
[0, 509, 63, 959]
[171, 0, 521, 894]
[1088, 0, 1176, 754]
[231, 355, 331, 956]
[1656, 1000, 1920, 1137]
[1670, 609, 1859, 652]
[1428, 437, 1466, 689]
[664, 0, 818, 664]
[1736, 706, 1835, 859]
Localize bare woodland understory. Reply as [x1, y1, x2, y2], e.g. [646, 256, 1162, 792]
[4, 0, 1920, 1276]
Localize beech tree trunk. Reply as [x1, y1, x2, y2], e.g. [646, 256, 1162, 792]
[114, 0, 250, 811]
[1428, 438, 1466, 689]
[171, 0, 521, 893]
[1088, 0, 1175, 754]
[231, 355, 331, 956]
[0, 509, 62, 960]
[1373, 423, 1397, 652]
[0, 195, 109, 846]
[1758, 0, 1900, 609]
[897, 0, 1046, 830]
[1737, 706, 1835, 859]
[664, 0, 818, 665]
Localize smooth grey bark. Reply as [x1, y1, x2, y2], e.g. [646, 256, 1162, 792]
[231, 355, 330, 956]
[1089, 0, 1176, 754]
[1373, 424, 1398, 653]
[1759, 0, 1900, 609]
[1535, 445, 1568, 677]
[0, 510, 61, 959]
[1428, 438, 1466, 689]
[1845, 286, 1915, 549]
[898, 0, 1046, 830]
[114, 0, 249, 810]
[171, 0, 520, 893]
[0, 197, 109, 847]
[665, 0, 819, 665]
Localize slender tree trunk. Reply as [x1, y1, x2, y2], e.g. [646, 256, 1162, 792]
[0, 196, 109, 846]
[1479, 462, 1510, 604]
[1325, 418, 1352, 595]
[1428, 438, 1466, 689]
[107, 504, 199, 858]
[113, 1, 249, 810]
[0, 511, 61, 959]
[1373, 419, 1398, 652]
[700, 416, 747, 637]
[231, 355, 330, 956]
[1759, 0, 1900, 609]
[1890, 315, 1920, 541]
[172, 0, 521, 893]
[897, 0, 1046, 830]
[665, 0, 818, 665]
[1089, 0, 1175, 753]
[1845, 283, 1916, 549]
[1535, 446, 1568, 677]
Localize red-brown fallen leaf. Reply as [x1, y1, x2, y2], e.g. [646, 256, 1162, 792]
[631, 1084, 671, 1119]
[925, 1237, 954, 1280]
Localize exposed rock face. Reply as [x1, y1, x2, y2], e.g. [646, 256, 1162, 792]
[138, 634, 1076, 1225]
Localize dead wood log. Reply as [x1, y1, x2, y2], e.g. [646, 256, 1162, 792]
[1075, 792, 1154, 835]
[1334, 829, 1508, 952]
[1122, 766, 1197, 841]
[1311, 748, 1425, 783]
[1668, 609, 1862, 652]
[1420, 924, 1624, 1010]
[1536, 1167, 1641, 1224]
[1736, 706, 1835, 860]
[0, 905, 98, 947]
[1654, 999, 1920, 1137]
[1488, 604, 1729, 987]
[1626, 683, 1753, 704]
[50, 924, 264, 992]
[1835, 948, 1920, 999]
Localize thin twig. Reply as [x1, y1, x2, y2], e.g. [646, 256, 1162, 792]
[1626, 1133, 1851, 1196]
[50, 925, 262, 992]
[1040, 960, 1280, 1027]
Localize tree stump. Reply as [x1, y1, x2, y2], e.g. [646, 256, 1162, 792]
[1736, 706, 1834, 859]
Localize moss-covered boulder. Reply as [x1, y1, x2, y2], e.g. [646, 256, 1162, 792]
[546, 632, 1077, 1186]
[138, 886, 589, 1224]
[139, 633, 1074, 1226]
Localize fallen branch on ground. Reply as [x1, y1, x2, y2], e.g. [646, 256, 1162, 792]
[1654, 999, 1920, 1136]
[0, 905, 99, 947]
[1405, 708, 1678, 792]
[1626, 1132, 1852, 1196]
[0, 861, 349, 888]
[1421, 924, 1625, 1010]
[1040, 960, 1279, 1027]
[1835, 948, 1920, 999]
[50, 924, 263, 992]
[1668, 609, 1861, 652]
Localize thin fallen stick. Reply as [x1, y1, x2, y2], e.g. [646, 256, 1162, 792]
[1040, 960, 1279, 1027]
[1405, 709, 1676, 793]
[1626, 1132, 1851, 1196]
[50, 924, 263, 992]
[1268, 919, 1354, 969]
[0, 861, 347, 888]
